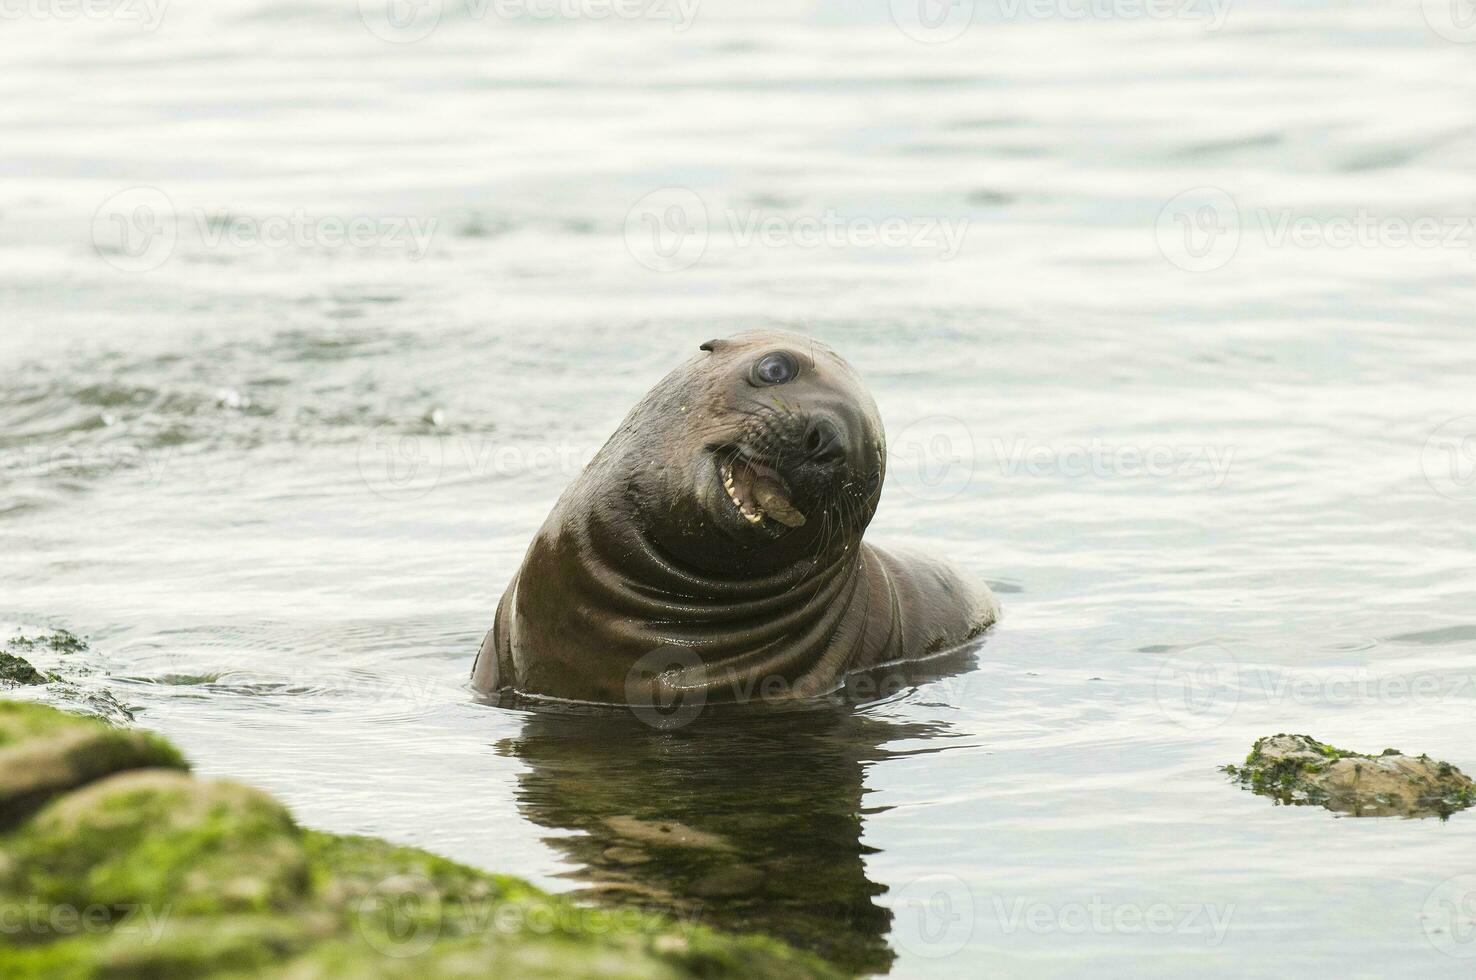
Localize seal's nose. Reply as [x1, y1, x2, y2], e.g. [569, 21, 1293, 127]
[802, 417, 846, 466]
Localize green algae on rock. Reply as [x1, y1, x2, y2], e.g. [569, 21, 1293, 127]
[0, 653, 47, 688]
[1224, 734, 1476, 819]
[1, 629, 139, 726]
[0, 700, 185, 829]
[5, 630, 89, 656]
[0, 701, 840, 979]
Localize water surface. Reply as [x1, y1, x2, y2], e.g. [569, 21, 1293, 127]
[3, 1, 1476, 975]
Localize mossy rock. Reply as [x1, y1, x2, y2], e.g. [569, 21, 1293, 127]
[1224, 733, 1476, 819]
[0, 702, 840, 979]
[5, 769, 309, 918]
[0, 653, 47, 688]
[0, 700, 185, 829]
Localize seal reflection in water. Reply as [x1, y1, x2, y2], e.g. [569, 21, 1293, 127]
[472, 330, 998, 703]
[496, 650, 979, 976]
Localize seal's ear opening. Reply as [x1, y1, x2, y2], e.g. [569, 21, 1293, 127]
[699, 339, 724, 353]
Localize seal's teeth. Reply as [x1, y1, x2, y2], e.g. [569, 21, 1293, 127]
[720, 457, 768, 525]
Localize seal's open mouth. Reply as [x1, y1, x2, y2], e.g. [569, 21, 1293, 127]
[718, 453, 807, 528]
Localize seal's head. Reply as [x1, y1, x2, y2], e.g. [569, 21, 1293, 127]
[611, 330, 885, 576]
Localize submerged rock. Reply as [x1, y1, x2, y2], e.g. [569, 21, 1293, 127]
[603, 815, 737, 852]
[0, 701, 839, 979]
[1224, 733, 1476, 819]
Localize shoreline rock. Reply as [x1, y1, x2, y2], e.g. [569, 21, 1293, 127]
[0, 653, 47, 687]
[0, 701, 840, 979]
[1224, 734, 1476, 819]
[2, 629, 136, 725]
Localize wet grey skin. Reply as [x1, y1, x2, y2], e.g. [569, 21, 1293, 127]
[471, 329, 999, 705]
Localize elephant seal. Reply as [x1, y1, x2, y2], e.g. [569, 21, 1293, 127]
[472, 330, 998, 704]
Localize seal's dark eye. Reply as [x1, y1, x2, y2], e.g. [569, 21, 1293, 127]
[751, 351, 799, 386]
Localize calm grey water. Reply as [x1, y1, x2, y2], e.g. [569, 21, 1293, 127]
[4, 1, 1476, 975]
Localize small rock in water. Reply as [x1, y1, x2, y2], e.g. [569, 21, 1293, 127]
[603, 815, 736, 851]
[601, 845, 653, 866]
[690, 864, 766, 899]
[0, 652, 47, 686]
[1224, 734, 1476, 819]
[46, 685, 137, 725]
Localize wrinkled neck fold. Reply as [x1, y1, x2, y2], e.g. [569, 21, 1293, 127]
[562, 499, 867, 698]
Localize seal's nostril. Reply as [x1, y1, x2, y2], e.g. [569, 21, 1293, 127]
[803, 418, 846, 464]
